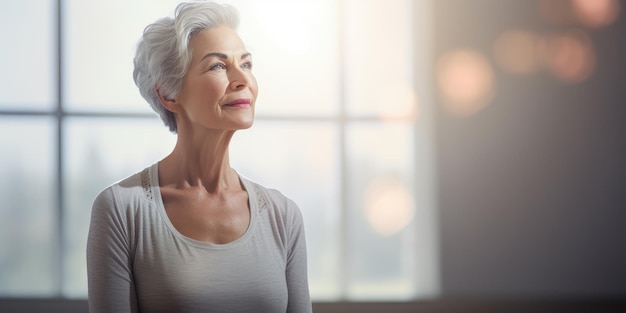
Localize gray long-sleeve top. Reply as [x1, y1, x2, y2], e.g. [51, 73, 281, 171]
[87, 163, 312, 313]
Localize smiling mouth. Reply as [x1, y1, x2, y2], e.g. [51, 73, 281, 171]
[223, 99, 251, 108]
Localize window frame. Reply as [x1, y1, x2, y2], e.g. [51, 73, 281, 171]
[0, 0, 439, 301]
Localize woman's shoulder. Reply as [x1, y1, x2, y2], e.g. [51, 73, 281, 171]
[239, 175, 303, 221]
[92, 165, 156, 214]
[241, 176, 291, 204]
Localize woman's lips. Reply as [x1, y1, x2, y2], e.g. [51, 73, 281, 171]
[223, 99, 251, 108]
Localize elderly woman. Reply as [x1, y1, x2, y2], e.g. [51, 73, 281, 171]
[86, 1, 312, 312]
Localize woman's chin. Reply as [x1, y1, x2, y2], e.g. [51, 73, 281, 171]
[238, 120, 255, 130]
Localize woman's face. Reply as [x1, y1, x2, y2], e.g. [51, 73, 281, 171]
[173, 26, 257, 133]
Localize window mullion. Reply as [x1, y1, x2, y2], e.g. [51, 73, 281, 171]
[337, 0, 349, 300]
[55, 0, 65, 297]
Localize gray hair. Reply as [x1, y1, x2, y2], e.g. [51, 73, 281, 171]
[133, 1, 240, 133]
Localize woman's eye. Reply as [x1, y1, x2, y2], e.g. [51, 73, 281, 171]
[241, 61, 253, 70]
[208, 63, 226, 71]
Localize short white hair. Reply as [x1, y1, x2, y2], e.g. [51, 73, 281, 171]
[133, 1, 240, 133]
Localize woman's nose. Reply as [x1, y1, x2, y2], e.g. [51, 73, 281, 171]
[229, 67, 251, 90]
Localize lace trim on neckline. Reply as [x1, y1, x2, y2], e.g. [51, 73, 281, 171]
[254, 184, 268, 212]
[141, 168, 153, 200]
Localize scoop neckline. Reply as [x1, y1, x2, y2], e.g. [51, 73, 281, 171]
[148, 162, 257, 250]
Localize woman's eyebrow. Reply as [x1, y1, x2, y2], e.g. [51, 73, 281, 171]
[200, 51, 252, 62]
[200, 52, 228, 62]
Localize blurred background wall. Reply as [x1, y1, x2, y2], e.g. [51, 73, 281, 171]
[435, 0, 626, 299]
[330, 0, 625, 310]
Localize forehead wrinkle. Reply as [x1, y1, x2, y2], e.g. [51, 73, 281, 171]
[189, 27, 247, 61]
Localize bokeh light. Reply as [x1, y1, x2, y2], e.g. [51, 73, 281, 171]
[493, 30, 543, 76]
[363, 176, 415, 237]
[540, 30, 596, 84]
[538, 0, 621, 28]
[571, 0, 621, 28]
[436, 49, 496, 117]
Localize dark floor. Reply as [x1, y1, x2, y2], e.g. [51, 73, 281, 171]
[1, 298, 626, 313]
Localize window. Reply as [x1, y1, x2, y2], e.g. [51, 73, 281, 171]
[0, 0, 438, 301]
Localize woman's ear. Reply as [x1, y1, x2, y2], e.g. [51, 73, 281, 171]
[155, 85, 179, 113]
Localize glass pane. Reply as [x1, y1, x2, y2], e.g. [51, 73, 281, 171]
[236, 0, 340, 116]
[0, 117, 56, 296]
[0, 1, 55, 109]
[63, 0, 181, 112]
[63, 0, 339, 116]
[62, 117, 176, 297]
[346, 122, 417, 300]
[344, 0, 417, 119]
[230, 120, 342, 300]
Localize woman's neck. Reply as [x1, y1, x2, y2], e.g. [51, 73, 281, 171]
[159, 129, 240, 193]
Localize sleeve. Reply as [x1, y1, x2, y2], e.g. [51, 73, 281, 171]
[86, 186, 138, 313]
[285, 199, 313, 313]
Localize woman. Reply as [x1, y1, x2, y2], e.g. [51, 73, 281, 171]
[86, 2, 312, 312]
